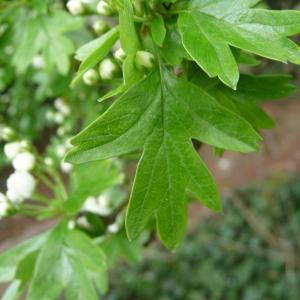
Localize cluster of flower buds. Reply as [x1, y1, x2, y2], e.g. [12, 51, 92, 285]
[66, 0, 155, 86]
[83, 192, 112, 216]
[66, 0, 116, 16]
[46, 98, 71, 125]
[83, 57, 120, 85]
[78, 190, 123, 234]
[1, 132, 36, 208]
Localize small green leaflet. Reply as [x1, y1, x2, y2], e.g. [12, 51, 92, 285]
[178, 2, 300, 88]
[66, 69, 261, 249]
[188, 67, 295, 130]
[118, 0, 144, 88]
[13, 11, 82, 75]
[27, 221, 107, 300]
[118, 0, 140, 55]
[0, 233, 47, 283]
[151, 14, 167, 47]
[71, 26, 119, 87]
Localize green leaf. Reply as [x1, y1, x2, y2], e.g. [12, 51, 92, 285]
[213, 89, 275, 129]
[98, 84, 125, 102]
[15, 251, 38, 288]
[27, 221, 107, 300]
[66, 159, 123, 214]
[178, 6, 300, 88]
[234, 74, 296, 101]
[151, 14, 166, 47]
[13, 12, 81, 75]
[66, 70, 261, 249]
[12, 18, 44, 73]
[0, 233, 47, 283]
[187, 0, 260, 18]
[118, 0, 140, 54]
[122, 54, 144, 87]
[189, 68, 295, 130]
[101, 232, 142, 267]
[1, 281, 23, 300]
[71, 27, 119, 87]
[161, 20, 190, 66]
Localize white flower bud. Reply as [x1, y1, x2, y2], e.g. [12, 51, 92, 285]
[44, 157, 54, 166]
[57, 127, 65, 137]
[135, 51, 155, 72]
[32, 55, 44, 69]
[66, 0, 84, 15]
[0, 126, 16, 141]
[114, 47, 126, 63]
[60, 162, 73, 173]
[54, 98, 71, 116]
[97, 1, 114, 16]
[46, 110, 55, 121]
[76, 216, 91, 228]
[97, 193, 112, 216]
[12, 152, 35, 171]
[55, 145, 67, 157]
[0, 193, 10, 218]
[98, 58, 119, 80]
[53, 112, 64, 124]
[83, 194, 111, 216]
[4, 141, 22, 160]
[83, 69, 99, 86]
[107, 222, 119, 233]
[92, 19, 109, 35]
[54, 98, 64, 110]
[20, 140, 31, 150]
[83, 196, 98, 214]
[68, 220, 76, 230]
[6, 171, 36, 203]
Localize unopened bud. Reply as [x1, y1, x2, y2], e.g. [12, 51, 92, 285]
[135, 50, 155, 72]
[0, 126, 16, 141]
[114, 48, 126, 63]
[83, 69, 100, 85]
[97, 0, 115, 16]
[92, 19, 110, 35]
[66, 0, 84, 16]
[98, 58, 119, 80]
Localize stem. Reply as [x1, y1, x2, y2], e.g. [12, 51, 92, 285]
[36, 156, 68, 201]
[31, 192, 51, 204]
[45, 167, 68, 201]
[134, 16, 150, 23]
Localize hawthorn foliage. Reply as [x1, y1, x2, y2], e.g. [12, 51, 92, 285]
[0, 0, 300, 299]
[67, 0, 298, 249]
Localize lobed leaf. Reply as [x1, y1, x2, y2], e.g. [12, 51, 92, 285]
[66, 69, 261, 249]
[179, 6, 300, 88]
